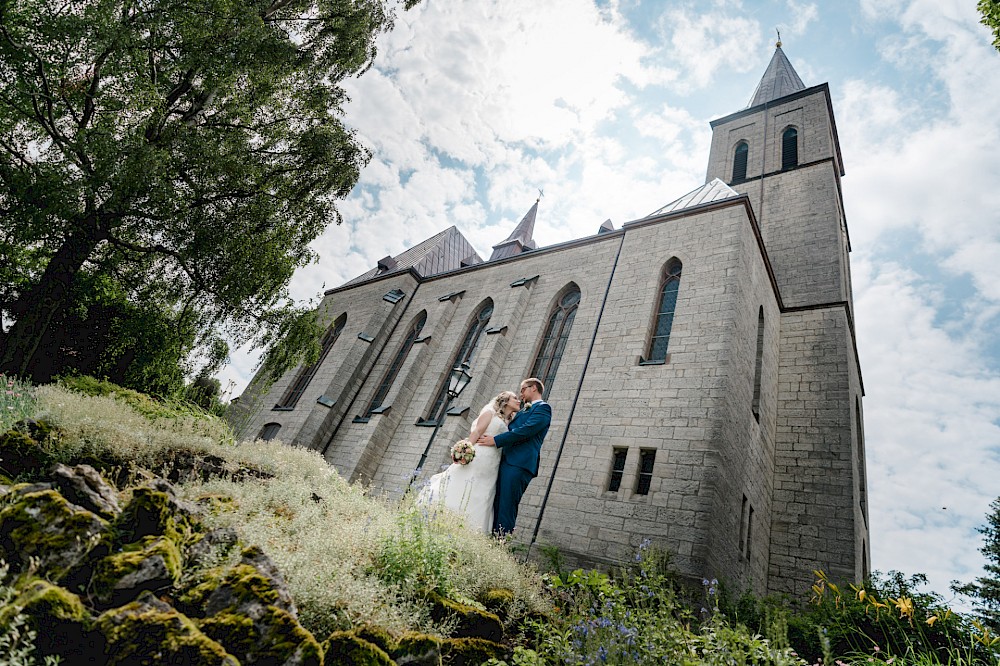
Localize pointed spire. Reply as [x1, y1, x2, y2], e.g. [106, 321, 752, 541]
[490, 198, 539, 261]
[748, 43, 806, 108]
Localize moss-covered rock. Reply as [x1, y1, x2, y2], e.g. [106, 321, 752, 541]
[199, 606, 322, 666]
[95, 590, 238, 665]
[117, 482, 201, 545]
[185, 526, 240, 570]
[478, 588, 515, 620]
[181, 546, 296, 617]
[90, 535, 182, 607]
[323, 631, 394, 666]
[352, 623, 397, 654]
[393, 631, 444, 666]
[0, 488, 110, 580]
[0, 428, 54, 479]
[440, 636, 507, 665]
[422, 590, 503, 642]
[50, 462, 121, 519]
[0, 578, 105, 664]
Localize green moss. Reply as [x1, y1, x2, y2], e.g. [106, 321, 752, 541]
[95, 593, 236, 665]
[0, 579, 104, 659]
[90, 536, 183, 605]
[180, 562, 282, 613]
[0, 429, 54, 479]
[392, 631, 443, 665]
[194, 493, 238, 514]
[441, 636, 507, 665]
[0, 489, 110, 580]
[479, 588, 515, 617]
[117, 486, 200, 545]
[323, 630, 394, 666]
[422, 589, 503, 642]
[352, 623, 397, 653]
[199, 606, 321, 666]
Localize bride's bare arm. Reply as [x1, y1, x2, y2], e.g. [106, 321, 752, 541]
[468, 410, 493, 443]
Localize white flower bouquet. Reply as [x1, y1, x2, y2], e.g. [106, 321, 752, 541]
[450, 438, 475, 465]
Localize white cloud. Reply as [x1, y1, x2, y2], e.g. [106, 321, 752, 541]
[660, 8, 762, 91]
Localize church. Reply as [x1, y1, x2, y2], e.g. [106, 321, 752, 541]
[233, 44, 869, 596]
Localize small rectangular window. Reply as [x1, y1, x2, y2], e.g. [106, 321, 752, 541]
[607, 448, 628, 492]
[636, 449, 656, 495]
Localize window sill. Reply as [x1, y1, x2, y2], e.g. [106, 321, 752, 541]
[271, 406, 295, 412]
[638, 358, 667, 366]
[352, 416, 370, 424]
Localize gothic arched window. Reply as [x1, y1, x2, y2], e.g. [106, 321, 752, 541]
[646, 259, 682, 363]
[752, 307, 765, 422]
[364, 311, 427, 417]
[275, 313, 346, 409]
[781, 127, 798, 170]
[425, 300, 493, 423]
[258, 423, 281, 441]
[732, 141, 749, 182]
[531, 286, 580, 399]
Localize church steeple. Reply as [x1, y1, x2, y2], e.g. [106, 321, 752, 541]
[747, 43, 805, 107]
[489, 199, 539, 261]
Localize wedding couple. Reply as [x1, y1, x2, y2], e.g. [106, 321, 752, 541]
[417, 378, 552, 536]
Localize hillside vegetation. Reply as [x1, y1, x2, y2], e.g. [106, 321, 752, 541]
[1, 375, 998, 665]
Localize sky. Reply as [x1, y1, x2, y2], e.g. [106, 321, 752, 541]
[218, 0, 1000, 602]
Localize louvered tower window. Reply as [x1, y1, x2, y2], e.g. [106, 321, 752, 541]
[276, 314, 346, 409]
[782, 127, 798, 170]
[732, 141, 749, 182]
[365, 311, 426, 417]
[531, 286, 580, 399]
[647, 259, 682, 362]
[425, 301, 493, 423]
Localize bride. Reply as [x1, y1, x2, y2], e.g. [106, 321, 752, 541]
[416, 390, 520, 533]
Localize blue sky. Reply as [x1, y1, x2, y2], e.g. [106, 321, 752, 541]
[220, 0, 1000, 601]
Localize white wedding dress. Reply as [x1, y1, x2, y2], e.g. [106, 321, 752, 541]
[416, 405, 506, 533]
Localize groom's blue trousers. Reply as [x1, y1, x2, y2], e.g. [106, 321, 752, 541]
[493, 461, 533, 536]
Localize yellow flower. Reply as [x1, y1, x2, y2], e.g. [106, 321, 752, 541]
[858, 589, 867, 602]
[891, 596, 914, 619]
[926, 615, 938, 626]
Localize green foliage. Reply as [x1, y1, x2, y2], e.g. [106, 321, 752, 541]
[373, 509, 458, 598]
[0, 0, 415, 386]
[981, 0, 1000, 51]
[0, 374, 36, 434]
[953, 497, 1000, 630]
[0, 563, 62, 666]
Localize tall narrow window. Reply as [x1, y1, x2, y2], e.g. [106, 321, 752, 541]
[856, 397, 867, 524]
[746, 505, 755, 561]
[781, 127, 798, 170]
[258, 423, 281, 441]
[752, 307, 765, 422]
[636, 449, 656, 495]
[364, 311, 427, 417]
[531, 286, 580, 399]
[425, 300, 493, 423]
[276, 314, 346, 409]
[739, 494, 749, 555]
[647, 259, 682, 363]
[607, 448, 628, 492]
[732, 141, 749, 182]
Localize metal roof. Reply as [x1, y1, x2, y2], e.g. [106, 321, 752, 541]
[343, 225, 481, 286]
[748, 45, 806, 107]
[644, 178, 741, 218]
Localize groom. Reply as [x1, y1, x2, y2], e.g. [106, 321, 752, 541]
[478, 377, 552, 536]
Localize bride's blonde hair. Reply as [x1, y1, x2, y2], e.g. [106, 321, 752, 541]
[492, 390, 519, 422]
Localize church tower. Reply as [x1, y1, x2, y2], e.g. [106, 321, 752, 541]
[706, 44, 869, 592]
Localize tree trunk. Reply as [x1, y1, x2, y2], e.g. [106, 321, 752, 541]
[0, 225, 104, 378]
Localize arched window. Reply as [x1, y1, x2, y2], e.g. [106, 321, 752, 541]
[781, 127, 798, 170]
[732, 141, 749, 182]
[364, 311, 426, 417]
[752, 307, 765, 422]
[647, 259, 682, 363]
[531, 286, 580, 399]
[425, 300, 493, 423]
[276, 313, 346, 409]
[258, 423, 281, 441]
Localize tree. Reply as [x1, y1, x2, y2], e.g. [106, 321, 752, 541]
[0, 0, 416, 382]
[982, 0, 1000, 51]
[953, 497, 1000, 630]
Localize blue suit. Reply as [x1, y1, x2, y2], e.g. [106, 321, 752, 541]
[492, 401, 551, 535]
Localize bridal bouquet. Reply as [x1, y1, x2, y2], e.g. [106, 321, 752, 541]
[450, 439, 475, 465]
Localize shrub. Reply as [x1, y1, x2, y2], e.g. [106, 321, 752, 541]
[0, 374, 36, 434]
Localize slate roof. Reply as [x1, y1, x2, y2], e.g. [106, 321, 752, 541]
[343, 225, 481, 286]
[490, 200, 539, 261]
[748, 45, 806, 107]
